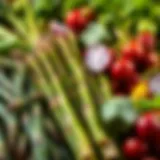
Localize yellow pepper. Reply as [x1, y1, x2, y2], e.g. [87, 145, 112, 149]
[131, 81, 149, 101]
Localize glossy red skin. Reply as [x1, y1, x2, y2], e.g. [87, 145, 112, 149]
[142, 156, 158, 160]
[136, 52, 158, 72]
[66, 9, 88, 33]
[112, 74, 139, 95]
[66, 7, 94, 33]
[136, 113, 160, 142]
[123, 138, 148, 159]
[111, 59, 136, 81]
[122, 40, 145, 62]
[122, 40, 150, 72]
[137, 32, 155, 52]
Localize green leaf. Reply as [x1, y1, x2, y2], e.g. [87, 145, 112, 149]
[81, 22, 111, 46]
[0, 26, 18, 52]
[101, 97, 138, 135]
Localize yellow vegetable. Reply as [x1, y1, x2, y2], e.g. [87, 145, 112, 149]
[131, 81, 149, 101]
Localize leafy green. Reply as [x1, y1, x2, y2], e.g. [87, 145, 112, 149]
[81, 22, 111, 46]
[101, 97, 138, 136]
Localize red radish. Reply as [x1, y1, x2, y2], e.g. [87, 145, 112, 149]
[136, 113, 160, 141]
[123, 137, 148, 159]
[135, 52, 158, 72]
[137, 32, 155, 52]
[111, 59, 136, 81]
[122, 40, 148, 72]
[142, 156, 158, 160]
[66, 9, 87, 33]
[66, 7, 94, 33]
[112, 74, 139, 95]
[122, 40, 145, 62]
[84, 45, 114, 73]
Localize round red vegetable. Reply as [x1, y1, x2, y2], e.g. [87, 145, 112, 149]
[66, 9, 87, 33]
[65, 7, 94, 33]
[122, 40, 148, 72]
[122, 40, 145, 62]
[142, 156, 158, 160]
[136, 113, 160, 141]
[123, 137, 148, 159]
[137, 32, 155, 52]
[111, 59, 136, 81]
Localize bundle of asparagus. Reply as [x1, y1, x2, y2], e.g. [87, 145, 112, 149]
[27, 22, 119, 160]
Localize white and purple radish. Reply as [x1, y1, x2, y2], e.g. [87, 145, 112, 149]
[84, 45, 115, 73]
[149, 74, 160, 95]
[49, 21, 69, 36]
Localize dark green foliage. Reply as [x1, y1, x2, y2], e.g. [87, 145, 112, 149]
[0, 58, 72, 159]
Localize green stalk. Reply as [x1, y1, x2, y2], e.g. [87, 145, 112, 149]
[0, 72, 15, 95]
[27, 55, 96, 160]
[23, 104, 48, 160]
[12, 62, 26, 96]
[48, 141, 71, 160]
[0, 104, 17, 145]
[55, 35, 119, 159]
[7, 14, 28, 39]
[0, 87, 13, 102]
[56, 37, 108, 146]
[98, 75, 112, 101]
[67, 31, 112, 103]
[0, 131, 8, 160]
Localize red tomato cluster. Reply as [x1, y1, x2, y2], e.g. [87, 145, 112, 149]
[123, 112, 160, 160]
[111, 32, 158, 95]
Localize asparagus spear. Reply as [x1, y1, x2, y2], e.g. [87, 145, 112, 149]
[0, 103, 18, 145]
[67, 30, 112, 103]
[27, 55, 96, 160]
[50, 29, 118, 159]
[0, 131, 8, 160]
[55, 36, 110, 148]
[22, 104, 48, 160]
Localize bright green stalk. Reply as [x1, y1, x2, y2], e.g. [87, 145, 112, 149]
[13, 62, 26, 96]
[67, 31, 112, 103]
[56, 37, 108, 144]
[27, 55, 96, 160]
[55, 35, 119, 159]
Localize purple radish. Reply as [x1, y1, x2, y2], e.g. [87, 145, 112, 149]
[84, 45, 114, 73]
[149, 74, 160, 95]
[49, 21, 69, 36]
